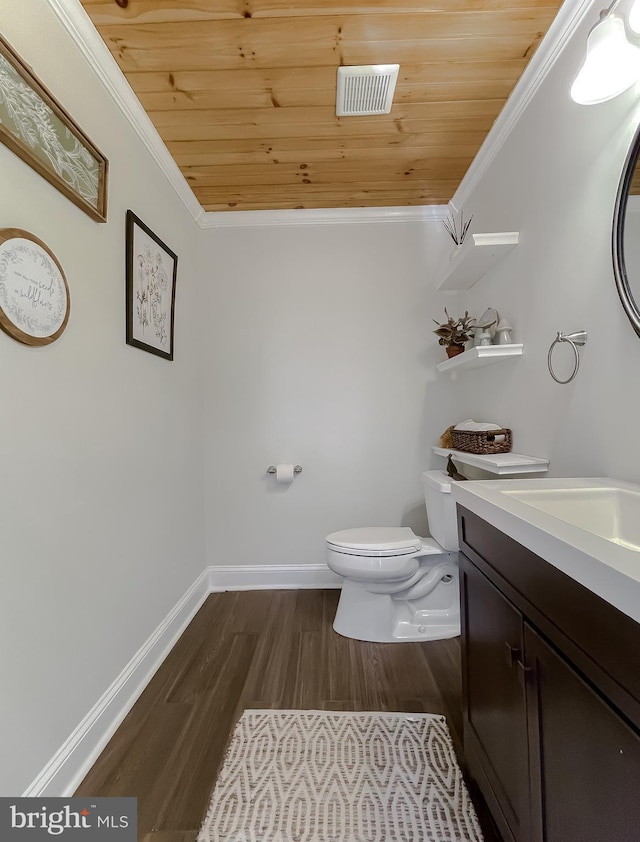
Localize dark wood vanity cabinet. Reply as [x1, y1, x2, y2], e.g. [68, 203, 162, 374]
[461, 557, 531, 842]
[458, 507, 640, 842]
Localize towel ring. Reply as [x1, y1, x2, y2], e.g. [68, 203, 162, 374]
[547, 330, 587, 384]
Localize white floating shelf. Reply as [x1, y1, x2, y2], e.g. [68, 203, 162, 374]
[437, 231, 519, 291]
[436, 344, 523, 373]
[432, 447, 549, 476]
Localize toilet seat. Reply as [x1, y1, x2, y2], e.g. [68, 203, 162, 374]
[326, 528, 450, 583]
[326, 526, 422, 557]
[326, 551, 421, 582]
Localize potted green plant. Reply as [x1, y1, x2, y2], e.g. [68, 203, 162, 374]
[433, 309, 475, 358]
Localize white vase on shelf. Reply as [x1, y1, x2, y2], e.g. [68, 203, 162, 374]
[495, 318, 513, 345]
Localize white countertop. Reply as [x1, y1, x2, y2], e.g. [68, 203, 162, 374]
[452, 477, 640, 626]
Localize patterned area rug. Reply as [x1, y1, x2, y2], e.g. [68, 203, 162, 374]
[197, 710, 483, 842]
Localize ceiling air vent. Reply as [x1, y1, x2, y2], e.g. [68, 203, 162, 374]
[336, 64, 399, 116]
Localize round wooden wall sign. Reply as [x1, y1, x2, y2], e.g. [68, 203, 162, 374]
[0, 228, 70, 345]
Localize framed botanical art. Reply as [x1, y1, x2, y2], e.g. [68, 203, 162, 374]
[126, 210, 178, 361]
[0, 35, 108, 223]
[0, 228, 70, 345]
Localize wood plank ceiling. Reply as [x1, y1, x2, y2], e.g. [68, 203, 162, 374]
[80, 0, 564, 213]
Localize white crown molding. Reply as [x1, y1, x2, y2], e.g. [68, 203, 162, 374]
[208, 563, 342, 590]
[46, 0, 203, 222]
[22, 570, 210, 797]
[199, 205, 449, 228]
[450, 0, 595, 213]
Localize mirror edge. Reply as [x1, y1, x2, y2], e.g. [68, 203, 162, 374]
[613, 123, 640, 339]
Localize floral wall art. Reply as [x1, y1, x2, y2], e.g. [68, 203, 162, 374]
[126, 210, 177, 360]
[0, 35, 107, 222]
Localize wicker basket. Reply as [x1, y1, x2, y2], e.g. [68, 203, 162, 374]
[450, 427, 512, 454]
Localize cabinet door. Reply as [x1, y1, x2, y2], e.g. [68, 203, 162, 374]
[461, 555, 531, 842]
[525, 623, 640, 842]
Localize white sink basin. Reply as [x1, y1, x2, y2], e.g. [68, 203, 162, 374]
[500, 485, 640, 551]
[450, 477, 640, 627]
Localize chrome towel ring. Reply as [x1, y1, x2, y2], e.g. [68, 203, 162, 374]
[547, 330, 587, 384]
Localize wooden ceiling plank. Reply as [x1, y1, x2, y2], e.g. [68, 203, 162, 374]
[175, 152, 482, 169]
[174, 152, 481, 168]
[196, 180, 459, 195]
[182, 157, 473, 176]
[196, 191, 460, 211]
[188, 177, 469, 192]
[341, 37, 544, 68]
[80, 1, 245, 25]
[97, 10, 559, 46]
[81, 0, 563, 26]
[137, 79, 516, 111]
[250, 0, 563, 15]
[157, 115, 497, 142]
[148, 100, 503, 128]
[196, 200, 453, 213]
[185, 164, 472, 188]
[100, 34, 543, 73]
[181, 158, 444, 170]
[200, 198, 452, 210]
[125, 59, 529, 94]
[344, 9, 556, 40]
[193, 176, 470, 191]
[166, 132, 489, 155]
[169, 140, 485, 167]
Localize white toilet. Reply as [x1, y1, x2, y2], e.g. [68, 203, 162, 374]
[326, 470, 460, 643]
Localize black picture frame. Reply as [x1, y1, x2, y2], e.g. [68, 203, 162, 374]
[125, 210, 177, 360]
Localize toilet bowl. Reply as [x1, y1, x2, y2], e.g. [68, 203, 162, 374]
[326, 470, 460, 643]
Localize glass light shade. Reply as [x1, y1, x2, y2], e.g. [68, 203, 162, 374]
[629, 0, 640, 34]
[570, 15, 640, 104]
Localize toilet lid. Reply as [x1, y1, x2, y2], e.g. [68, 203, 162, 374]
[326, 527, 422, 557]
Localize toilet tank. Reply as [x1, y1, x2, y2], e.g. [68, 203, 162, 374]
[421, 470, 459, 551]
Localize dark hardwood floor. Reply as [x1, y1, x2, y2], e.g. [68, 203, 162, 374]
[76, 589, 499, 841]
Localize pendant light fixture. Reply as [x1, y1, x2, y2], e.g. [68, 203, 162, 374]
[571, 7, 640, 104]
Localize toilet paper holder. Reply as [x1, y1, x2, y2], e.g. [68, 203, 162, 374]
[267, 465, 303, 475]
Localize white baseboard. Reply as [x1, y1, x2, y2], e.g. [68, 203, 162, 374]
[209, 563, 342, 591]
[23, 563, 341, 797]
[22, 570, 211, 797]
